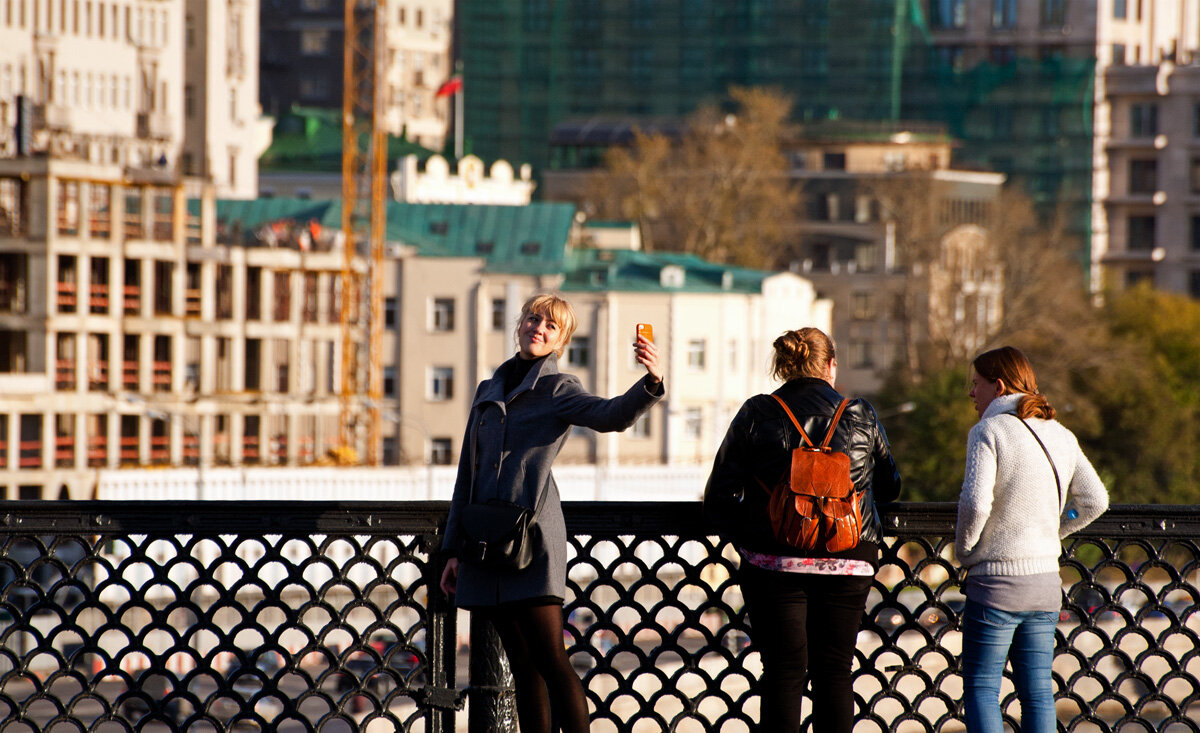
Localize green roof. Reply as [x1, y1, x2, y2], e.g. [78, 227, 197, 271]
[561, 247, 770, 294]
[192, 196, 576, 275]
[260, 106, 437, 172]
[190, 197, 771, 292]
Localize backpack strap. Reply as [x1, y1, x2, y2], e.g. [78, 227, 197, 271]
[770, 394, 851, 452]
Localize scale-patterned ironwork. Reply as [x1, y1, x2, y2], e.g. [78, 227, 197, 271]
[0, 500, 1196, 731]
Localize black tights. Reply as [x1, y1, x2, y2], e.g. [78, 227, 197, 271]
[480, 602, 590, 733]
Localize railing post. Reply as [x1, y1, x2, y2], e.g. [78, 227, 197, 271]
[424, 549, 461, 733]
[468, 613, 517, 733]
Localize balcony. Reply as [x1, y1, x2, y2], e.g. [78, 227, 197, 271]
[43, 103, 71, 131]
[135, 112, 173, 140]
[0, 501, 1194, 731]
[87, 435, 106, 467]
[54, 360, 74, 390]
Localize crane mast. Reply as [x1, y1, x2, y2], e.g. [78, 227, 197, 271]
[339, 0, 387, 465]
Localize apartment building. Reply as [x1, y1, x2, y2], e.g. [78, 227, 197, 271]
[182, 0, 272, 197]
[259, 0, 452, 150]
[1094, 61, 1200, 296]
[0, 0, 267, 198]
[384, 216, 830, 467]
[545, 121, 1004, 396]
[789, 125, 1005, 394]
[0, 155, 362, 500]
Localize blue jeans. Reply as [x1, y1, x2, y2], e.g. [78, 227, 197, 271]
[961, 599, 1058, 733]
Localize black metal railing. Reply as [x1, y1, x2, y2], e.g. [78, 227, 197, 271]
[0, 501, 1196, 732]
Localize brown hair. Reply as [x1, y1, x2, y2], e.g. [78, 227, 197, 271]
[972, 346, 1056, 420]
[771, 327, 836, 382]
[515, 292, 578, 358]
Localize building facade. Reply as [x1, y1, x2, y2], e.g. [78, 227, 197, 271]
[259, 0, 452, 150]
[0, 0, 268, 199]
[382, 212, 830, 468]
[0, 156, 362, 500]
[457, 0, 1200, 249]
[1096, 61, 1200, 297]
[182, 0, 273, 198]
[544, 122, 1005, 396]
[788, 129, 1005, 394]
[0, 157, 829, 498]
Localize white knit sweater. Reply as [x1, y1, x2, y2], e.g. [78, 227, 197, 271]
[955, 394, 1109, 577]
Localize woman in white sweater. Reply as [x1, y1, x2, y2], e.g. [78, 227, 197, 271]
[956, 346, 1108, 733]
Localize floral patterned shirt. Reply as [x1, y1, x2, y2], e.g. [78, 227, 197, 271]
[738, 548, 875, 577]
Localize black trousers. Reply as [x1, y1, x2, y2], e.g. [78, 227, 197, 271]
[739, 563, 873, 733]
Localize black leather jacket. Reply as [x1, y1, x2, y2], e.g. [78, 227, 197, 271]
[703, 378, 902, 563]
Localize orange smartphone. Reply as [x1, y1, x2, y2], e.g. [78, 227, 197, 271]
[636, 323, 654, 344]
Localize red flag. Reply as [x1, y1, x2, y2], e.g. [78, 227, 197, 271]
[436, 77, 463, 97]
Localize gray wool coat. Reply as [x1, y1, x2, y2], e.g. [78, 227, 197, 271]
[443, 353, 664, 608]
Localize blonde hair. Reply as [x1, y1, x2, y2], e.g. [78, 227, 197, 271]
[515, 293, 578, 358]
[771, 327, 835, 382]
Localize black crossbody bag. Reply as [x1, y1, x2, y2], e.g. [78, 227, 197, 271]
[1011, 415, 1063, 508]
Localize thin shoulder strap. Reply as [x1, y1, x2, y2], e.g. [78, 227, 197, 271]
[1011, 414, 1064, 507]
[771, 394, 851, 450]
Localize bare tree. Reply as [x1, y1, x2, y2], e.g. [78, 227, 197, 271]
[583, 87, 801, 268]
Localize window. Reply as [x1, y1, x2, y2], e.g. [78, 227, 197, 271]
[1129, 159, 1157, 194]
[1112, 44, 1126, 65]
[430, 298, 454, 331]
[852, 292, 874, 320]
[684, 408, 703, 440]
[992, 0, 1016, 28]
[300, 29, 329, 55]
[990, 45, 1016, 65]
[385, 296, 397, 328]
[1113, 0, 1126, 18]
[1040, 0, 1065, 26]
[1192, 103, 1200, 138]
[1125, 269, 1153, 287]
[430, 437, 453, 465]
[1127, 215, 1156, 250]
[930, 0, 965, 28]
[491, 298, 506, 330]
[850, 341, 874, 369]
[687, 339, 707, 370]
[728, 340, 738, 371]
[1130, 103, 1158, 137]
[855, 243, 879, 272]
[993, 105, 1014, 139]
[384, 366, 396, 397]
[1190, 159, 1200, 194]
[520, 241, 541, 255]
[1191, 216, 1200, 250]
[631, 413, 650, 438]
[823, 152, 845, 170]
[429, 367, 454, 400]
[567, 336, 590, 368]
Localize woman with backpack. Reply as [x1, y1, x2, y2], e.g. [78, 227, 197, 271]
[439, 292, 664, 733]
[956, 346, 1108, 732]
[703, 327, 901, 732]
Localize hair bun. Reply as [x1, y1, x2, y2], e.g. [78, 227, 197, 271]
[796, 342, 809, 359]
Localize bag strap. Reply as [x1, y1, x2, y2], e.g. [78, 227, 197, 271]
[1010, 414, 1064, 508]
[770, 394, 851, 452]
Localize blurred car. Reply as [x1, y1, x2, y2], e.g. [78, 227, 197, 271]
[918, 600, 966, 631]
[336, 634, 427, 696]
[872, 606, 907, 632]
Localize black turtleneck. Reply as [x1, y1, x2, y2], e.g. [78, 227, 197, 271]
[504, 354, 546, 394]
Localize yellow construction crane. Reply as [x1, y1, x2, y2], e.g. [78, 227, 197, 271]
[339, 0, 387, 465]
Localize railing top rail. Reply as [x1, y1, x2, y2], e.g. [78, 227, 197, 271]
[0, 501, 1195, 538]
